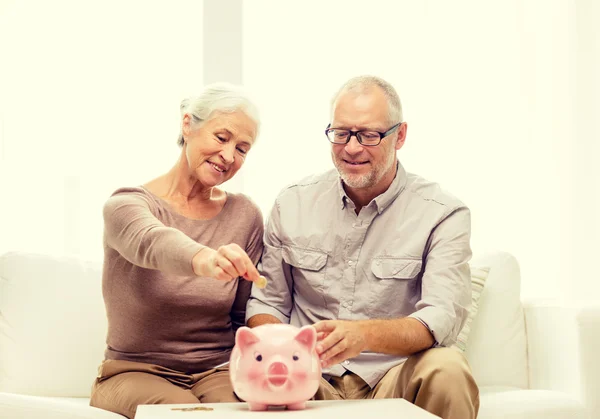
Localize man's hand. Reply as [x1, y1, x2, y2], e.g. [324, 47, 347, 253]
[192, 245, 260, 282]
[313, 320, 368, 369]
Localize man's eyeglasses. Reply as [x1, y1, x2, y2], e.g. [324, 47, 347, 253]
[325, 122, 401, 146]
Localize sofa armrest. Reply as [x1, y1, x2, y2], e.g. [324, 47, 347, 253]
[578, 306, 600, 418]
[524, 301, 600, 418]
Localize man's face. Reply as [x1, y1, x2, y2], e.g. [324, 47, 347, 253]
[330, 88, 404, 190]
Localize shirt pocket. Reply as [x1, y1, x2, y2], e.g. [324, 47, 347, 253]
[368, 257, 422, 318]
[282, 246, 328, 305]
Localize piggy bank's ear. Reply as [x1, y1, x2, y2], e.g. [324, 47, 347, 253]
[236, 327, 260, 352]
[294, 325, 317, 350]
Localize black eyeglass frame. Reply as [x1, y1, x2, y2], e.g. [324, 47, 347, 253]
[325, 122, 402, 146]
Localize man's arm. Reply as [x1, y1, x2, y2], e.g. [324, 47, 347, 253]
[314, 318, 434, 368]
[407, 206, 472, 346]
[363, 318, 434, 354]
[315, 206, 472, 366]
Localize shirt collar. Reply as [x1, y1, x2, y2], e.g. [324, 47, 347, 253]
[337, 160, 407, 213]
[337, 176, 350, 210]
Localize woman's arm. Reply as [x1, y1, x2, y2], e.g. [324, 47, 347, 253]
[103, 191, 205, 276]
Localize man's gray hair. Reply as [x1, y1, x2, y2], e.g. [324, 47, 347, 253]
[177, 82, 260, 147]
[330, 75, 403, 124]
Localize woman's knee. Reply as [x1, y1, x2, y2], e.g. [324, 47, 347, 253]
[91, 372, 198, 418]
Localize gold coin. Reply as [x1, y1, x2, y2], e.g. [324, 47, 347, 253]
[256, 275, 268, 289]
[171, 406, 213, 411]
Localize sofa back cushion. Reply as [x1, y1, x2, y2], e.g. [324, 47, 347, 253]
[465, 251, 528, 388]
[0, 252, 107, 397]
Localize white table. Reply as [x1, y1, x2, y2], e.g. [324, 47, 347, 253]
[135, 399, 439, 418]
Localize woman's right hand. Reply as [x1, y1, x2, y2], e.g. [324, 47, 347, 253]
[192, 245, 261, 283]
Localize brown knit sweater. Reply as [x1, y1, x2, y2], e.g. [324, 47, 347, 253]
[101, 186, 264, 373]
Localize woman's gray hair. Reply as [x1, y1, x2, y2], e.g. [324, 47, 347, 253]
[177, 82, 260, 147]
[330, 75, 403, 124]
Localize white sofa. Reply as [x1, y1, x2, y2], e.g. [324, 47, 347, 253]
[0, 250, 598, 419]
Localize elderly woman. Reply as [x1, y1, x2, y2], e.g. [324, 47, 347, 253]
[90, 83, 264, 419]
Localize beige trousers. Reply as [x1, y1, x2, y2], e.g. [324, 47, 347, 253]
[313, 347, 480, 419]
[89, 360, 238, 419]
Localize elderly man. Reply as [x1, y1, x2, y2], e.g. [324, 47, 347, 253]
[246, 75, 479, 419]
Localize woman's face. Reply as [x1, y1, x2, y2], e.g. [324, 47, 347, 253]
[182, 110, 257, 188]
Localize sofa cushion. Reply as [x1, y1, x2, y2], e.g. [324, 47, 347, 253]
[0, 392, 123, 419]
[453, 265, 490, 352]
[478, 386, 586, 419]
[464, 251, 528, 389]
[0, 252, 107, 397]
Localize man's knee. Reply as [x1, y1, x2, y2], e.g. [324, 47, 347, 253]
[410, 348, 470, 374]
[313, 377, 342, 400]
[402, 348, 478, 395]
[394, 348, 479, 419]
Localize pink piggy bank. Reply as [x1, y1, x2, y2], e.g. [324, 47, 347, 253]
[229, 324, 321, 411]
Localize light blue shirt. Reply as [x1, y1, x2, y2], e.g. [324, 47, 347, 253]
[246, 161, 472, 387]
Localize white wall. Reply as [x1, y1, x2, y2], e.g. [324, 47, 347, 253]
[0, 0, 204, 260]
[0, 0, 597, 303]
[241, 0, 598, 301]
[571, 0, 600, 305]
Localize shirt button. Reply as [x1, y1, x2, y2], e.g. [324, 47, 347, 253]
[348, 260, 353, 266]
[344, 360, 350, 365]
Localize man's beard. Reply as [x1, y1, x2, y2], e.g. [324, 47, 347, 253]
[337, 165, 377, 188]
[333, 150, 396, 189]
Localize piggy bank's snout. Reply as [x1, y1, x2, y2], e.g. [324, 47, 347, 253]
[268, 361, 288, 376]
[267, 362, 289, 387]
